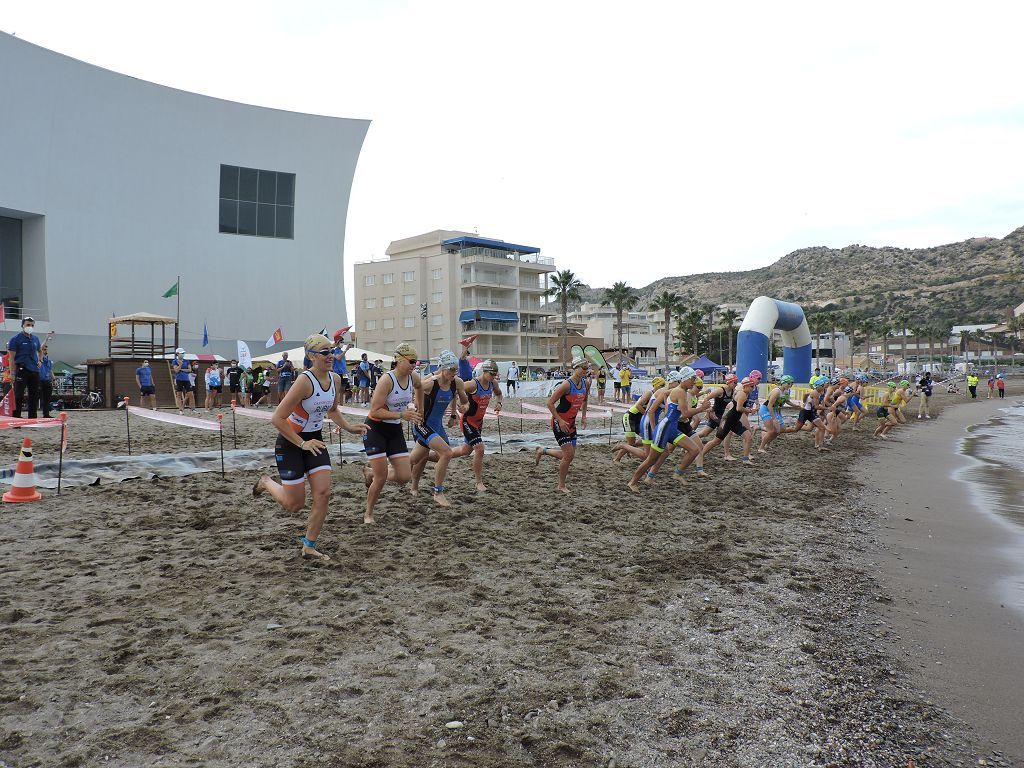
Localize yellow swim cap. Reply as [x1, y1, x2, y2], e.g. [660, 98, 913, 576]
[652, 376, 667, 389]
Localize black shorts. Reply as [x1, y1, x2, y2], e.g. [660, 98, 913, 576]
[209, 385, 222, 393]
[229, 383, 241, 393]
[462, 420, 484, 447]
[175, 379, 191, 393]
[797, 408, 816, 424]
[716, 408, 746, 439]
[706, 415, 721, 431]
[140, 385, 156, 396]
[363, 420, 409, 461]
[552, 419, 578, 447]
[678, 419, 694, 438]
[876, 406, 889, 418]
[275, 430, 331, 485]
[613, 382, 621, 390]
[622, 410, 642, 436]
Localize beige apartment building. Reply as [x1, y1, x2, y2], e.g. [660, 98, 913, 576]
[353, 230, 560, 364]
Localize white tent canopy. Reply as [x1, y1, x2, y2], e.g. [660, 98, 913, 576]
[252, 345, 394, 366]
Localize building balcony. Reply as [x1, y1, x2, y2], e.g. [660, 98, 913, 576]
[518, 281, 547, 292]
[461, 321, 519, 334]
[461, 273, 518, 289]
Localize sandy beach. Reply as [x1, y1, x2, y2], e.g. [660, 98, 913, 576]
[866, 395, 1024, 762]
[0, 396, 1016, 766]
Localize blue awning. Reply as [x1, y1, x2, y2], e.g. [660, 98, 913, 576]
[443, 236, 540, 255]
[459, 310, 519, 323]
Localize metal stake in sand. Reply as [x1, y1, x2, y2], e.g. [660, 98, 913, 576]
[230, 399, 237, 449]
[57, 412, 67, 495]
[338, 426, 345, 466]
[123, 396, 132, 455]
[496, 409, 504, 454]
[217, 414, 225, 478]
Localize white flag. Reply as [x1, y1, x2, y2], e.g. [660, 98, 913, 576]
[237, 340, 252, 369]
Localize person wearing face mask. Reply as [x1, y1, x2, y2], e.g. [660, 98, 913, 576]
[135, 359, 157, 410]
[8, 317, 43, 419]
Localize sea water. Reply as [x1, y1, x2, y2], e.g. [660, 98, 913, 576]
[959, 399, 1024, 612]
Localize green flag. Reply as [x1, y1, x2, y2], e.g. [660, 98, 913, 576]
[162, 280, 179, 298]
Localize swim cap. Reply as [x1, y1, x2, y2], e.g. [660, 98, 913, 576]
[740, 377, 754, 387]
[304, 333, 332, 352]
[693, 379, 704, 389]
[814, 378, 826, 389]
[571, 356, 588, 369]
[666, 371, 683, 383]
[997, 374, 1003, 379]
[438, 350, 459, 370]
[780, 374, 795, 385]
[481, 359, 498, 374]
[748, 369, 763, 380]
[677, 366, 696, 381]
[856, 373, 868, 382]
[694, 369, 705, 378]
[886, 381, 897, 388]
[844, 385, 853, 394]
[839, 378, 849, 386]
[724, 373, 738, 384]
[651, 376, 667, 389]
[900, 380, 910, 387]
[394, 342, 418, 360]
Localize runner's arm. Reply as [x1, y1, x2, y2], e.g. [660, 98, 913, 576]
[327, 373, 367, 435]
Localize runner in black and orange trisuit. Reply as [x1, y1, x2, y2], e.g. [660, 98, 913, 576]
[535, 356, 589, 494]
[450, 359, 503, 492]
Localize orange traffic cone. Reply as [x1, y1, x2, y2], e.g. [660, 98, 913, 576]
[3, 437, 42, 503]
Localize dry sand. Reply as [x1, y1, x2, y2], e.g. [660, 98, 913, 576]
[0, 396, 1010, 766]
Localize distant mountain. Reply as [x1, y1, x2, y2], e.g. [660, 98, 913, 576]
[580, 226, 1024, 323]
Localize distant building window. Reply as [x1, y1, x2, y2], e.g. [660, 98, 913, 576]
[364, 320, 376, 331]
[403, 294, 415, 306]
[403, 271, 416, 283]
[219, 165, 294, 239]
[383, 318, 395, 330]
[431, 292, 442, 304]
[432, 268, 443, 280]
[364, 275, 375, 287]
[403, 318, 415, 328]
[383, 273, 394, 284]
[383, 296, 395, 307]
[365, 298, 377, 309]
[431, 315, 443, 327]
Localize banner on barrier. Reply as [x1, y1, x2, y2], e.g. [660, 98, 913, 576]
[126, 406, 221, 431]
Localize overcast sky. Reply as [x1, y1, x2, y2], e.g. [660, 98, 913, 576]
[6, 1, 1024, 320]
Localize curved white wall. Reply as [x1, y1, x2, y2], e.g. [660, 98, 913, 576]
[0, 34, 369, 362]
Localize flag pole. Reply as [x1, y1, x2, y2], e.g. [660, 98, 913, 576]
[175, 275, 180, 349]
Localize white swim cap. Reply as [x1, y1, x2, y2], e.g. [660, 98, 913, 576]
[666, 371, 682, 383]
[677, 366, 696, 381]
[438, 350, 459, 369]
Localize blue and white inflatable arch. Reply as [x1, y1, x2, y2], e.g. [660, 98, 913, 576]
[735, 296, 812, 383]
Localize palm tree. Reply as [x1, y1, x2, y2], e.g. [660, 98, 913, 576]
[859, 317, 877, 371]
[908, 324, 926, 372]
[547, 269, 584, 365]
[718, 308, 741, 368]
[679, 309, 705, 356]
[1008, 317, 1021, 372]
[840, 312, 859, 370]
[601, 281, 639, 361]
[960, 329, 975, 367]
[808, 312, 830, 373]
[650, 291, 684, 371]
[701, 303, 717, 351]
[892, 311, 909, 375]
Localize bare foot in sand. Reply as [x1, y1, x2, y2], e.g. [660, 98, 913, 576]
[694, 469, 709, 480]
[409, 485, 419, 497]
[253, 475, 267, 498]
[363, 513, 376, 525]
[673, 473, 687, 484]
[757, 448, 768, 454]
[301, 545, 331, 561]
[534, 447, 544, 466]
[642, 475, 655, 486]
[476, 482, 487, 492]
[723, 454, 736, 462]
[557, 486, 569, 494]
[433, 490, 451, 508]
[627, 482, 639, 493]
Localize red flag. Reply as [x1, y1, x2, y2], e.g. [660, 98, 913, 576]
[265, 327, 284, 349]
[0, 389, 13, 418]
[333, 326, 352, 343]
[459, 334, 479, 347]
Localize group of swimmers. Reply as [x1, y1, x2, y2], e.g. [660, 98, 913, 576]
[252, 336, 926, 560]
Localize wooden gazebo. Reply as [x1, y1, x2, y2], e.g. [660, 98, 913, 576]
[108, 312, 178, 359]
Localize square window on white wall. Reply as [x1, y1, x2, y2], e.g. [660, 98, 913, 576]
[365, 297, 377, 309]
[383, 273, 394, 284]
[403, 318, 415, 328]
[364, 320, 376, 330]
[383, 296, 395, 307]
[403, 295, 415, 305]
[364, 275, 375, 287]
[403, 271, 415, 283]
[383, 318, 395, 329]
[431, 292, 442, 303]
[432, 268, 442, 280]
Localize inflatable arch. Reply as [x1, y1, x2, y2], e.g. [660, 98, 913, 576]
[735, 297, 812, 383]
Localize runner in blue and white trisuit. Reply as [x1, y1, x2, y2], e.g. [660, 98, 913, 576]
[611, 376, 666, 464]
[758, 375, 795, 452]
[361, 342, 423, 525]
[627, 370, 682, 491]
[253, 334, 368, 561]
[410, 350, 469, 508]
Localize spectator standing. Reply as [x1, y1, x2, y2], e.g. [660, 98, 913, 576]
[39, 345, 54, 418]
[135, 358, 157, 410]
[252, 367, 267, 407]
[996, 374, 1006, 398]
[506, 362, 519, 397]
[356, 352, 371, 404]
[239, 366, 253, 407]
[966, 373, 979, 399]
[611, 365, 621, 401]
[619, 365, 633, 402]
[8, 317, 43, 419]
[188, 361, 199, 411]
[595, 367, 606, 404]
[916, 371, 932, 419]
[277, 352, 295, 401]
[204, 364, 222, 410]
[172, 348, 191, 413]
[987, 376, 995, 399]
[226, 359, 243, 404]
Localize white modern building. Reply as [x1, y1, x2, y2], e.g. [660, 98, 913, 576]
[354, 230, 560, 364]
[0, 34, 368, 362]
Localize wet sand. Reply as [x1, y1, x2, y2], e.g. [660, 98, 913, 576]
[867, 395, 1024, 762]
[0, 399, 1006, 766]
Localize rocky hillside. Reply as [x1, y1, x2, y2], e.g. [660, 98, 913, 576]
[581, 226, 1024, 324]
